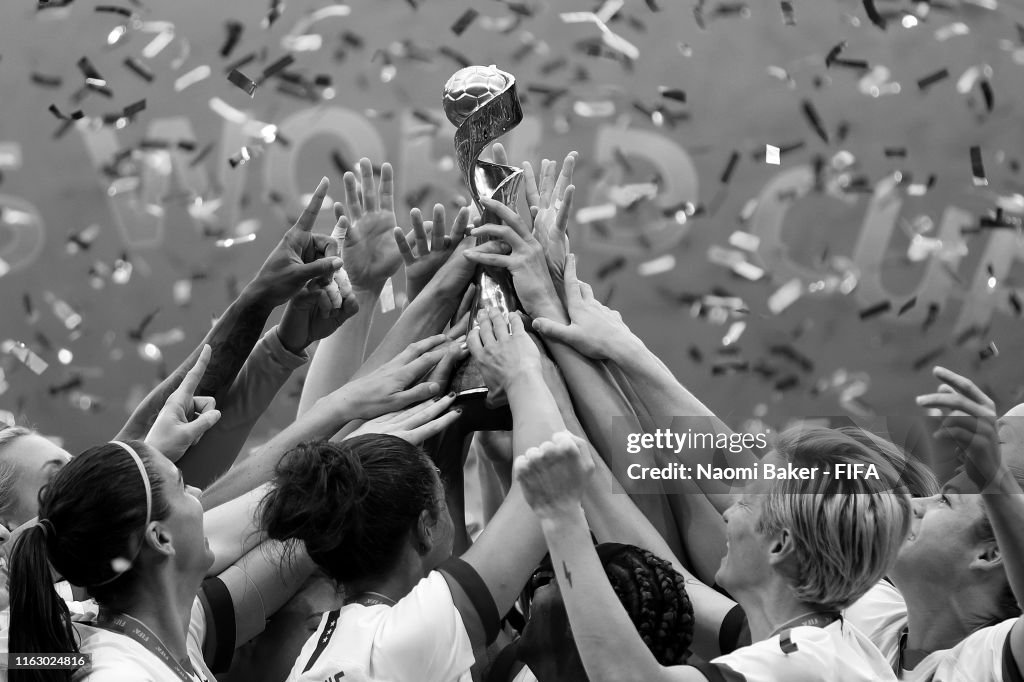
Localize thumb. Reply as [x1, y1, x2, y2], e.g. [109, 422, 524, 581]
[297, 256, 343, 282]
[186, 410, 221, 440]
[532, 317, 577, 344]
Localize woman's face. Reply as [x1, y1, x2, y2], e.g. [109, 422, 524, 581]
[891, 482, 985, 587]
[0, 435, 72, 529]
[149, 449, 214, 576]
[714, 454, 776, 597]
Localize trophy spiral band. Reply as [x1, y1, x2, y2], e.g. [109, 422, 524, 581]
[443, 66, 525, 402]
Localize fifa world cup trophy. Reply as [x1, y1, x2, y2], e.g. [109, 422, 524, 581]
[442, 65, 525, 425]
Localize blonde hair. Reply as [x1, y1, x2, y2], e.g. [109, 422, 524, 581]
[756, 426, 912, 611]
[0, 426, 33, 520]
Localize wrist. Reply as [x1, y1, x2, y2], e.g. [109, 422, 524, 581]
[506, 365, 546, 398]
[538, 504, 588, 529]
[240, 281, 278, 315]
[275, 325, 305, 357]
[980, 466, 1022, 496]
[605, 333, 646, 365]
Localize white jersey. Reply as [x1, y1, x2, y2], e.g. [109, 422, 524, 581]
[287, 571, 478, 682]
[845, 580, 1021, 681]
[691, 620, 897, 682]
[71, 598, 213, 682]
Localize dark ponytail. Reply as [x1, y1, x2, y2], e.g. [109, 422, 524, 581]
[260, 435, 440, 584]
[8, 440, 170, 682]
[8, 525, 76, 682]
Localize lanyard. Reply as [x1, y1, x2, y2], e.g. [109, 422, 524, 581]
[345, 591, 396, 607]
[88, 609, 206, 682]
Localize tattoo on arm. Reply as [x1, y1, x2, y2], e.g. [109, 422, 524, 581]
[563, 561, 573, 589]
[196, 300, 273, 402]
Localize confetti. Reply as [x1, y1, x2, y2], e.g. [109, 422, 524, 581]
[451, 8, 479, 36]
[935, 22, 969, 41]
[658, 86, 686, 104]
[780, 1, 795, 25]
[2, 340, 49, 374]
[768, 279, 803, 314]
[0, 143, 23, 170]
[227, 69, 258, 97]
[123, 57, 154, 83]
[765, 144, 781, 165]
[638, 254, 676, 276]
[862, 0, 886, 29]
[970, 146, 988, 186]
[897, 297, 916, 316]
[95, 5, 132, 16]
[979, 341, 998, 361]
[260, 55, 295, 82]
[142, 30, 175, 59]
[916, 68, 949, 91]
[720, 150, 740, 183]
[728, 231, 759, 252]
[801, 99, 829, 143]
[263, 0, 285, 29]
[221, 21, 244, 58]
[576, 204, 617, 223]
[858, 300, 890, 319]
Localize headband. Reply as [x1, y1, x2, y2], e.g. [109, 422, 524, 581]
[91, 441, 153, 585]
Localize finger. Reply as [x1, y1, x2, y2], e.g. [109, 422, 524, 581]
[915, 393, 989, 417]
[552, 152, 577, 203]
[359, 158, 378, 213]
[410, 209, 429, 257]
[470, 223, 526, 248]
[343, 172, 363, 221]
[579, 281, 595, 302]
[406, 409, 462, 444]
[431, 204, 447, 252]
[523, 161, 540, 210]
[491, 142, 509, 166]
[334, 202, 344, 220]
[296, 256, 344, 282]
[425, 345, 465, 386]
[391, 381, 442, 409]
[322, 283, 340, 312]
[448, 311, 471, 339]
[532, 317, 579, 346]
[394, 227, 417, 265]
[478, 198, 530, 239]
[331, 212, 350, 244]
[450, 206, 470, 246]
[186, 409, 222, 440]
[509, 312, 526, 336]
[478, 308, 498, 346]
[463, 249, 513, 268]
[563, 254, 584, 307]
[410, 392, 457, 423]
[453, 284, 475, 329]
[378, 162, 395, 216]
[400, 348, 450, 382]
[556, 185, 575, 234]
[932, 367, 996, 411]
[489, 307, 510, 340]
[467, 327, 484, 358]
[192, 396, 217, 415]
[540, 159, 556, 207]
[175, 345, 212, 400]
[292, 177, 329, 234]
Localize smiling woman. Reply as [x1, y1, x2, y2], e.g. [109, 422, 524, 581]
[0, 427, 71, 533]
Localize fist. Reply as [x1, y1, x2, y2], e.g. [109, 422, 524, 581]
[514, 431, 594, 519]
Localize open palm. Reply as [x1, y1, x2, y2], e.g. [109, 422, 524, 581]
[334, 158, 403, 293]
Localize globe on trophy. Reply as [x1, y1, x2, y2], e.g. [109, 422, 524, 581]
[442, 65, 525, 426]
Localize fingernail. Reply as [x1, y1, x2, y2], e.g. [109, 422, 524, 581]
[429, 383, 440, 393]
[447, 391, 456, 398]
[460, 342, 468, 351]
[330, 257, 343, 268]
[455, 408, 464, 415]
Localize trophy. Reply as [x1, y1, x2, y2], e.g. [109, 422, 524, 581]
[442, 65, 525, 418]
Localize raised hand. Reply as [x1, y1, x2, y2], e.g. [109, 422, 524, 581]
[396, 203, 471, 302]
[523, 152, 577, 279]
[278, 279, 360, 355]
[335, 159, 404, 294]
[917, 367, 1003, 491]
[463, 197, 563, 321]
[531, 255, 637, 361]
[467, 308, 543, 396]
[251, 177, 343, 308]
[514, 431, 595, 519]
[333, 335, 451, 420]
[145, 345, 222, 461]
[346, 393, 461, 445]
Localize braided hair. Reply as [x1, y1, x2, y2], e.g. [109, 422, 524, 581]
[599, 543, 694, 666]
